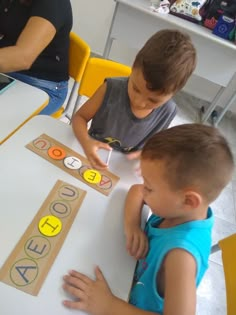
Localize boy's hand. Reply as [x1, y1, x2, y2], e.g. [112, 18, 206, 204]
[126, 152, 142, 178]
[125, 225, 148, 259]
[63, 267, 114, 315]
[83, 139, 112, 170]
[126, 150, 141, 160]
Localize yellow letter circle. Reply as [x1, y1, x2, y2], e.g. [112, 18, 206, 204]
[38, 215, 62, 237]
[83, 169, 101, 184]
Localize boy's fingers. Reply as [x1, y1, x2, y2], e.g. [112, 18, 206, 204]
[95, 266, 105, 281]
[135, 241, 145, 259]
[126, 151, 141, 160]
[68, 270, 93, 284]
[136, 238, 148, 259]
[130, 234, 140, 256]
[63, 282, 86, 300]
[126, 232, 133, 250]
[98, 142, 112, 151]
[89, 155, 108, 170]
[63, 276, 87, 291]
[63, 299, 85, 310]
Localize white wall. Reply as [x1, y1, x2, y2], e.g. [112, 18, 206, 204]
[70, 0, 236, 113]
[70, 0, 115, 54]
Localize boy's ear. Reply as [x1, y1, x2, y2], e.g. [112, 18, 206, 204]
[183, 190, 202, 210]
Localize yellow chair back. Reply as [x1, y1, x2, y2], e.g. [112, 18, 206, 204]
[218, 233, 236, 315]
[70, 57, 131, 118]
[68, 32, 91, 83]
[52, 32, 91, 118]
[78, 57, 131, 98]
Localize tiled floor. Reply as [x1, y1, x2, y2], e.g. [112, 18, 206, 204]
[62, 90, 236, 314]
[172, 92, 236, 315]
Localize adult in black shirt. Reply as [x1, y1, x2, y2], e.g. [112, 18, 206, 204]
[0, 0, 73, 115]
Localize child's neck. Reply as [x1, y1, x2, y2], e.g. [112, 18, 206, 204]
[131, 107, 153, 119]
[158, 206, 209, 228]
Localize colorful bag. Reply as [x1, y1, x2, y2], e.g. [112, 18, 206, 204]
[170, 0, 208, 22]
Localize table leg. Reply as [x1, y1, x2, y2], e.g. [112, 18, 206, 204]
[201, 87, 225, 124]
[201, 72, 236, 125]
[214, 93, 236, 126]
[103, 2, 119, 58]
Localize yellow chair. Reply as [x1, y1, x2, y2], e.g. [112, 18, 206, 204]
[218, 234, 236, 315]
[70, 57, 131, 119]
[51, 32, 91, 119]
[211, 233, 236, 315]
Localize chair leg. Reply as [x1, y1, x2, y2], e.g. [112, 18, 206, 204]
[68, 95, 82, 125]
[63, 82, 80, 115]
[210, 243, 220, 254]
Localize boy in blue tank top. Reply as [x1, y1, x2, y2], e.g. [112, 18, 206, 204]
[63, 124, 234, 315]
[71, 29, 197, 170]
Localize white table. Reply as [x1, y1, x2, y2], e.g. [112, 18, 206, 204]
[103, 0, 236, 124]
[0, 115, 147, 315]
[0, 75, 49, 144]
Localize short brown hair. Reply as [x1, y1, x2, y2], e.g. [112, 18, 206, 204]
[141, 124, 234, 203]
[133, 29, 197, 94]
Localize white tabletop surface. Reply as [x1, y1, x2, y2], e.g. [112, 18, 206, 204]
[0, 75, 49, 144]
[0, 115, 147, 315]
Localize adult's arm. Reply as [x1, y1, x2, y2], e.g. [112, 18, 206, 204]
[0, 16, 56, 72]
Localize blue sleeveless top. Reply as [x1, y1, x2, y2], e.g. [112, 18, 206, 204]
[129, 208, 214, 314]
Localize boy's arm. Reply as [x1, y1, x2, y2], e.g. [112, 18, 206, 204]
[71, 83, 112, 170]
[63, 250, 197, 315]
[124, 184, 149, 259]
[63, 267, 160, 315]
[62, 242, 197, 315]
[163, 248, 197, 315]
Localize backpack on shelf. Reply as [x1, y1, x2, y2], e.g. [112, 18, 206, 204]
[200, 0, 236, 29]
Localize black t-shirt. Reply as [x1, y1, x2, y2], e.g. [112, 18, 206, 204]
[0, 0, 72, 81]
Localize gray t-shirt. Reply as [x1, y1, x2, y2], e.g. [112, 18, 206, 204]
[89, 77, 176, 152]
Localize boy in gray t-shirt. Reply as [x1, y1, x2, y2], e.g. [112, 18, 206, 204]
[72, 29, 197, 170]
